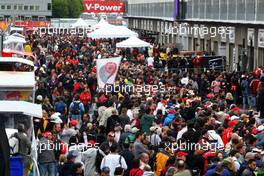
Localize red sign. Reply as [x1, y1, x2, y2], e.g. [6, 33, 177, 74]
[82, 0, 125, 13]
[15, 20, 50, 27]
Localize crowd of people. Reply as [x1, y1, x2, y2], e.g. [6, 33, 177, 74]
[14, 32, 264, 176]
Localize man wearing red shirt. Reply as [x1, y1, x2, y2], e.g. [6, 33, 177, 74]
[80, 87, 91, 112]
[249, 75, 260, 108]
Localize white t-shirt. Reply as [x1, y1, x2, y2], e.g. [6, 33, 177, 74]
[100, 153, 127, 176]
[147, 57, 154, 67]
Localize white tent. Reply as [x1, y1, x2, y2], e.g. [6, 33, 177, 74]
[88, 25, 138, 39]
[116, 36, 151, 48]
[71, 18, 90, 28]
[92, 18, 109, 30]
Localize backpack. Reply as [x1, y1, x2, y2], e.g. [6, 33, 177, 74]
[95, 149, 104, 173]
[71, 102, 80, 115]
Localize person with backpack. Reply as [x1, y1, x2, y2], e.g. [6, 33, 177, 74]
[69, 94, 85, 126]
[100, 143, 128, 176]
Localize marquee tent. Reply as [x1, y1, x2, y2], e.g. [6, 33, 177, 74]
[71, 18, 90, 28]
[92, 18, 109, 30]
[88, 25, 138, 39]
[116, 36, 151, 48]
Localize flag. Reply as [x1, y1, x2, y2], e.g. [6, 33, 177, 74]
[96, 57, 121, 88]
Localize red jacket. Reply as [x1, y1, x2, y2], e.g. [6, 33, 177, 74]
[80, 91, 91, 105]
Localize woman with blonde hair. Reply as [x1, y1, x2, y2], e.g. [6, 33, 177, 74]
[225, 92, 234, 107]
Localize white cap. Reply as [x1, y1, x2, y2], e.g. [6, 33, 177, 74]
[36, 95, 43, 101]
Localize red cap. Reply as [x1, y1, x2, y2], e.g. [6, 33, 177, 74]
[207, 93, 215, 99]
[231, 107, 240, 112]
[161, 99, 167, 105]
[225, 116, 231, 121]
[70, 120, 78, 126]
[88, 140, 95, 145]
[108, 131, 115, 137]
[177, 151, 188, 158]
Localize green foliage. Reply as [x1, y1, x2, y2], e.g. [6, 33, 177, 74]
[52, 0, 83, 18]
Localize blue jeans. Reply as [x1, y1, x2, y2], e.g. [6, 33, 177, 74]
[39, 162, 56, 176]
[248, 95, 256, 108]
[243, 96, 250, 109]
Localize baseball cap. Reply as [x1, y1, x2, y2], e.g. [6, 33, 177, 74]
[101, 166, 110, 173]
[108, 131, 115, 137]
[70, 120, 78, 126]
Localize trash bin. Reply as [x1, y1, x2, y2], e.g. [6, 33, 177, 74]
[10, 156, 23, 176]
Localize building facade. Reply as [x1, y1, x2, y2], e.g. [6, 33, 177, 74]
[0, 0, 52, 20]
[126, 0, 264, 71]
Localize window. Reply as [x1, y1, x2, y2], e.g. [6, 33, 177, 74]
[24, 5, 28, 10]
[1, 5, 5, 10]
[7, 5, 11, 10]
[220, 0, 228, 20]
[30, 5, 34, 10]
[47, 3, 51, 11]
[18, 5, 23, 10]
[14, 5, 17, 10]
[257, 0, 264, 21]
[245, 0, 255, 21]
[237, 0, 245, 20]
[35, 5, 39, 11]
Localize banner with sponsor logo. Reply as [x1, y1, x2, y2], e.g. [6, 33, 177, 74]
[258, 29, 264, 48]
[82, 0, 125, 13]
[247, 28, 254, 46]
[96, 57, 121, 88]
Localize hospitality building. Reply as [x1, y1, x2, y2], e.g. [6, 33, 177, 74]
[126, 0, 264, 71]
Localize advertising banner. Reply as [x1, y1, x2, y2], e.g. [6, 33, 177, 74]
[247, 28, 254, 46]
[258, 29, 264, 48]
[82, 0, 125, 13]
[96, 57, 121, 88]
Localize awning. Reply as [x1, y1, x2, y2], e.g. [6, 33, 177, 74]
[0, 71, 35, 88]
[0, 101, 42, 118]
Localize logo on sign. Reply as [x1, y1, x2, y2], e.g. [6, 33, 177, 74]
[82, 0, 125, 13]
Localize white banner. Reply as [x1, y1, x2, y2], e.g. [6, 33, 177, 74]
[248, 28, 254, 46]
[96, 57, 121, 88]
[258, 29, 264, 48]
[229, 27, 235, 43]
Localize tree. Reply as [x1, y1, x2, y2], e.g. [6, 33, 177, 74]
[68, 0, 83, 18]
[52, 0, 83, 18]
[52, 0, 69, 18]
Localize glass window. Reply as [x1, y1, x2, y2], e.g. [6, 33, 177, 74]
[199, 0, 206, 19]
[24, 5, 28, 10]
[228, 0, 236, 20]
[205, 0, 212, 19]
[7, 5, 11, 10]
[237, 0, 245, 20]
[14, 5, 17, 10]
[18, 5, 22, 10]
[220, 0, 227, 20]
[193, 0, 199, 18]
[245, 0, 255, 21]
[48, 3, 51, 11]
[30, 5, 34, 11]
[1, 5, 5, 10]
[187, 0, 193, 18]
[257, 0, 264, 21]
[35, 5, 39, 11]
[212, 0, 219, 19]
